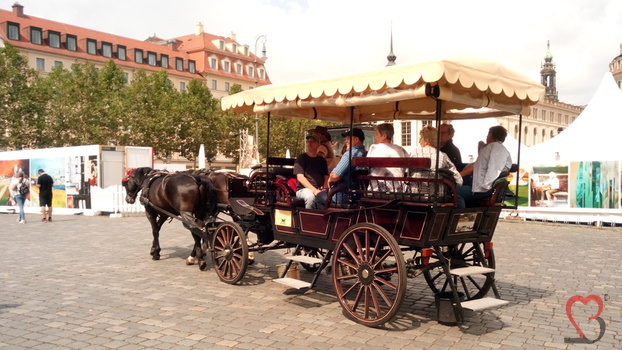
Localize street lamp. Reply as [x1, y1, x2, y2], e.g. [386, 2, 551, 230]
[254, 35, 267, 163]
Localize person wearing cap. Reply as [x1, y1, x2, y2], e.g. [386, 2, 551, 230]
[367, 123, 409, 192]
[315, 128, 367, 208]
[308, 126, 336, 171]
[439, 123, 465, 172]
[293, 132, 329, 209]
[37, 169, 54, 222]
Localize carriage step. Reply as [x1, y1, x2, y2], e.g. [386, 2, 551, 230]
[273, 277, 312, 289]
[286, 255, 323, 264]
[461, 297, 509, 311]
[450, 266, 495, 277]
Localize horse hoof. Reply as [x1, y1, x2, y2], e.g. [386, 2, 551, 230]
[152, 255, 160, 260]
[199, 262, 208, 271]
[248, 258, 255, 266]
[186, 257, 196, 265]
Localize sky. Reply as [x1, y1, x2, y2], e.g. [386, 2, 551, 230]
[7, 0, 622, 106]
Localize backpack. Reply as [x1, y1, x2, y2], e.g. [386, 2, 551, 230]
[19, 182, 29, 195]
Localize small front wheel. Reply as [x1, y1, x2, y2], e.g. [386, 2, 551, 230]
[211, 222, 248, 284]
[332, 223, 406, 327]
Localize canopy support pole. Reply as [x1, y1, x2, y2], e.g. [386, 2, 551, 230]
[513, 114, 524, 208]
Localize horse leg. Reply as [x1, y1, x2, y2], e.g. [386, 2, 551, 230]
[148, 212, 167, 260]
[191, 232, 208, 271]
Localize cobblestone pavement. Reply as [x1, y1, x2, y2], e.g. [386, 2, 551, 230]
[1, 213, 620, 349]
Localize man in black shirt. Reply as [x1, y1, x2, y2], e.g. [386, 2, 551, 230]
[293, 133, 328, 209]
[37, 169, 54, 222]
[439, 123, 465, 172]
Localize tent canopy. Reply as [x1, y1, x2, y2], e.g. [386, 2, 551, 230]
[527, 73, 622, 163]
[221, 58, 544, 123]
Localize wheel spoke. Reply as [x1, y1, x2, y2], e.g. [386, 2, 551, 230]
[371, 280, 393, 309]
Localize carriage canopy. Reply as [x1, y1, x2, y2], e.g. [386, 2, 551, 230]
[221, 58, 544, 123]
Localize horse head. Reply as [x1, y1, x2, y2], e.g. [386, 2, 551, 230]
[122, 167, 152, 204]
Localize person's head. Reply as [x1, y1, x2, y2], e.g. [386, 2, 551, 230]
[341, 128, 365, 147]
[309, 126, 331, 142]
[419, 126, 438, 148]
[486, 126, 507, 143]
[17, 171, 24, 180]
[439, 123, 455, 146]
[374, 123, 394, 144]
[38, 169, 45, 175]
[305, 132, 321, 153]
[317, 145, 328, 158]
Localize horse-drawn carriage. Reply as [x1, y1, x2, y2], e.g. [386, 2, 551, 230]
[124, 58, 543, 327]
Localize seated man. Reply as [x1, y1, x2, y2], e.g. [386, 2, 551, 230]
[367, 123, 409, 192]
[315, 128, 367, 208]
[439, 123, 465, 172]
[457, 126, 512, 208]
[293, 132, 328, 209]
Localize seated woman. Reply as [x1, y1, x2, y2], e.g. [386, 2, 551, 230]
[409, 126, 463, 188]
[366, 123, 409, 192]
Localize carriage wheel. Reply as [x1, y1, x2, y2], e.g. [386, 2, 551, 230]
[297, 247, 327, 273]
[332, 223, 407, 327]
[211, 222, 248, 284]
[423, 242, 495, 300]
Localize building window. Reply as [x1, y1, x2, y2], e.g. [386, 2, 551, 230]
[532, 108, 537, 119]
[117, 45, 126, 60]
[541, 110, 545, 121]
[549, 111, 554, 122]
[401, 121, 411, 146]
[48, 31, 60, 48]
[244, 46, 249, 56]
[30, 27, 43, 45]
[102, 42, 112, 58]
[134, 49, 143, 63]
[210, 58, 217, 70]
[565, 115, 569, 124]
[232, 43, 237, 53]
[211, 80, 217, 90]
[36, 58, 45, 71]
[86, 39, 97, 55]
[259, 68, 265, 80]
[219, 40, 224, 50]
[524, 126, 528, 144]
[65, 35, 77, 51]
[180, 82, 186, 91]
[225, 82, 230, 92]
[557, 113, 562, 123]
[550, 130, 554, 138]
[54, 60, 63, 68]
[161, 54, 169, 69]
[7, 22, 19, 40]
[147, 51, 157, 66]
[175, 57, 183, 71]
[188, 60, 196, 73]
[248, 66, 254, 78]
[223, 61, 230, 73]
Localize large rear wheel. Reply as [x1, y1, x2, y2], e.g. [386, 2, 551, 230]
[211, 222, 248, 284]
[423, 242, 494, 300]
[332, 223, 407, 327]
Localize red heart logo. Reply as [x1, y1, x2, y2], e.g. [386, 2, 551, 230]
[566, 295, 604, 338]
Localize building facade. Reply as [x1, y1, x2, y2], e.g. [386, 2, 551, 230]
[0, 3, 270, 98]
[610, 43, 622, 89]
[393, 42, 583, 151]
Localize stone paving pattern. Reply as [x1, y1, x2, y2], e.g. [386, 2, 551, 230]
[1, 213, 620, 349]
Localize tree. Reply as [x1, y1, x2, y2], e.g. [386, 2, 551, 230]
[0, 42, 42, 150]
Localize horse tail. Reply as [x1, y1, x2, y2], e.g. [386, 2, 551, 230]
[197, 175, 219, 218]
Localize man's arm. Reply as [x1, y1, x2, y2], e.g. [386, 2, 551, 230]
[460, 163, 474, 177]
[328, 172, 340, 184]
[297, 173, 321, 196]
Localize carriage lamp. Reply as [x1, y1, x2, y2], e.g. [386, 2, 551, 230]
[421, 248, 433, 266]
[484, 242, 494, 259]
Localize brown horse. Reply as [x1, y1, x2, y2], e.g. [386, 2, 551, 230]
[123, 167, 218, 269]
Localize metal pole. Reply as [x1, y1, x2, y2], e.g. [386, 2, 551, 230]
[254, 35, 267, 163]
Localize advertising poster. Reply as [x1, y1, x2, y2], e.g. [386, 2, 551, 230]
[0, 159, 30, 207]
[571, 161, 620, 209]
[30, 157, 66, 208]
[529, 166, 569, 208]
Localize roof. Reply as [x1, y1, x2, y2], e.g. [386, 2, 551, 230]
[221, 58, 544, 123]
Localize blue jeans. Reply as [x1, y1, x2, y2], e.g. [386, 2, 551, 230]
[456, 185, 493, 209]
[296, 188, 317, 209]
[15, 194, 26, 221]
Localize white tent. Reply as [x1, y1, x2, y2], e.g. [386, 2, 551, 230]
[527, 73, 622, 164]
[452, 117, 525, 164]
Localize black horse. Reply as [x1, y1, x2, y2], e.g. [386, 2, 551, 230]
[123, 167, 218, 269]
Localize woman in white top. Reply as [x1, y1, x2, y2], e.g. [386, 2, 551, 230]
[409, 126, 463, 186]
[367, 123, 409, 192]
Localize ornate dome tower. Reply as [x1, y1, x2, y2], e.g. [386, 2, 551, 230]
[540, 41, 558, 101]
[386, 25, 396, 66]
